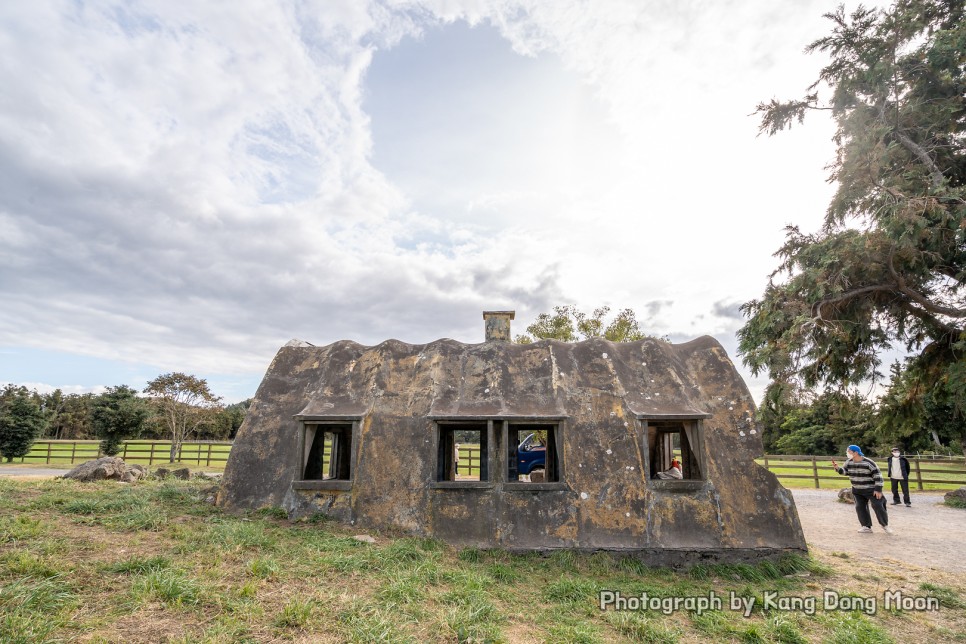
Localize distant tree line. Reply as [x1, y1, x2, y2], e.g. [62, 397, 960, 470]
[0, 374, 250, 462]
[757, 376, 963, 458]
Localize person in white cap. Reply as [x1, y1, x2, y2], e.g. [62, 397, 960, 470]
[831, 445, 892, 534]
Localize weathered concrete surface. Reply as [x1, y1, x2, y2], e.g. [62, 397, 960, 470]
[219, 336, 806, 563]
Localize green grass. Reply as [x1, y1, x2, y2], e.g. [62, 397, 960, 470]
[756, 456, 966, 491]
[10, 440, 233, 467]
[0, 478, 963, 642]
[132, 568, 203, 606]
[105, 555, 172, 574]
[273, 597, 314, 628]
[920, 583, 966, 609]
[0, 575, 77, 643]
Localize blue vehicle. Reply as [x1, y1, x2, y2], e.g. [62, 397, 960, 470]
[516, 432, 547, 482]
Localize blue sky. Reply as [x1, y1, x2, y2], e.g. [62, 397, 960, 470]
[0, 1, 890, 403]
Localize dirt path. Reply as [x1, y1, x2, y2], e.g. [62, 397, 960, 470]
[0, 465, 71, 479]
[792, 488, 966, 572]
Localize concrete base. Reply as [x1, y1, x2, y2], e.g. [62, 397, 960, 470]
[501, 547, 810, 568]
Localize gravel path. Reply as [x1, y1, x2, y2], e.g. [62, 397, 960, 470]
[791, 488, 966, 572]
[0, 466, 70, 478]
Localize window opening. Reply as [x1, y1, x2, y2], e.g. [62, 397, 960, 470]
[437, 423, 488, 482]
[647, 421, 702, 480]
[508, 424, 558, 483]
[303, 424, 352, 481]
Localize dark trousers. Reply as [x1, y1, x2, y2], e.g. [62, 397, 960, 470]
[853, 489, 888, 528]
[891, 478, 911, 504]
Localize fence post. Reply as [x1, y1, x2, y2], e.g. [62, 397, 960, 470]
[811, 456, 819, 488]
[148, 443, 155, 466]
[46, 441, 52, 465]
[206, 443, 213, 467]
[914, 458, 923, 491]
[122, 442, 128, 459]
[71, 441, 77, 464]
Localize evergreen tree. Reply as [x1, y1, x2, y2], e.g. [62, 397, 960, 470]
[739, 1, 966, 453]
[0, 385, 47, 462]
[91, 385, 150, 456]
[41, 391, 95, 440]
[771, 390, 878, 455]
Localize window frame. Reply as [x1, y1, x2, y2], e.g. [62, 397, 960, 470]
[292, 416, 361, 491]
[640, 415, 709, 489]
[433, 420, 492, 488]
[502, 419, 568, 492]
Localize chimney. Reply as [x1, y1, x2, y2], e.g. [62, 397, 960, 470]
[483, 311, 515, 342]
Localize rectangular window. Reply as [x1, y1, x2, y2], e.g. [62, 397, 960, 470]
[507, 423, 559, 483]
[437, 422, 488, 482]
[302, 424, 352, 481]
[646, 420, 704, 481]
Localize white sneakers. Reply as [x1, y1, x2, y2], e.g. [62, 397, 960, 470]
[857, 526, 873, 533]
[881, 525, 894, 534]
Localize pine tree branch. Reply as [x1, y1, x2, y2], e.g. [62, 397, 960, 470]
[892, 130, 946, 190]
[811, 278, 965, 326]
[811, 285, 896, 321]
[887, 254, 966, 318]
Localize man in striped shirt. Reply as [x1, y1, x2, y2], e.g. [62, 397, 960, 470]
[831, 445, 892, 534]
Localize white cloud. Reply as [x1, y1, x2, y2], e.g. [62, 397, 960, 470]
[3, 382, 107, 397]
[0, 0, 890, 402]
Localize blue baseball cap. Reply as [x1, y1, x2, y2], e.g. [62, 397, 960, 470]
[847, 445, 864, 456]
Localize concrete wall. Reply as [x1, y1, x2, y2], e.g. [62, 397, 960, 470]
[219, 336, 806, 563]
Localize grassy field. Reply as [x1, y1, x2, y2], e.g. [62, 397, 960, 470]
[15, 441, 233, 468]
[18, 442, 965, 492]
[755, 457, 966, 492]
[1, 477, 965, 642]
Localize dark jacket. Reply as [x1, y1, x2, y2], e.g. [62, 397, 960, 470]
[886, 455, 910, 480]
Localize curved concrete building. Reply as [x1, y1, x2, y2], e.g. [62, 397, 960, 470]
[220, 313, 806, 565]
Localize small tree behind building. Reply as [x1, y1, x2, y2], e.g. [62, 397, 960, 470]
[515, 305, 663, 344]
[144, 373, 223, 463]
[0, 385, 48, 462]
[91, 385, 150, 456]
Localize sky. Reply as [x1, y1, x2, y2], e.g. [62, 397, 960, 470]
[0, 0, 890, 404]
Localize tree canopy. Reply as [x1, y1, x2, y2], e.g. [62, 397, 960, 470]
[515, 305, 659, 344]
[0, 385, 47, 462]
[144, 373, 223, 462]
[91, 385, 150, 456]
[738, 0, 965, 452]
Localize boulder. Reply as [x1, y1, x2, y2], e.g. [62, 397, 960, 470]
[944, 487, 966, 506]
[172, 468, 191, 480]
[153, 468, 170, 479]
[62, 457, 146, 483]
[837, 488, 854, 504]
[199, 485, 220, 505]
